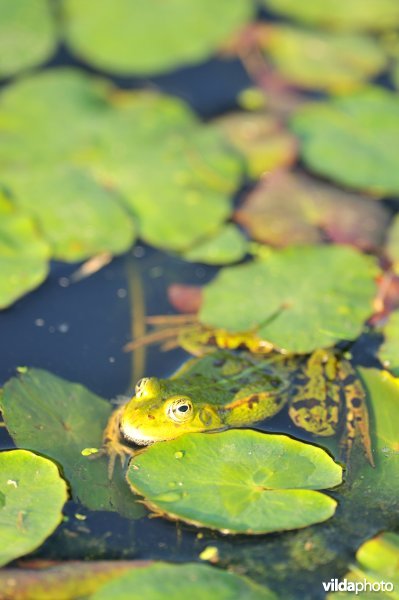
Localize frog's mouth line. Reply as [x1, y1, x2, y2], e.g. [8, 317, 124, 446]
[120, 422, 154, 446]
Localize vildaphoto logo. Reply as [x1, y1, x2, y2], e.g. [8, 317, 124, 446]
[322, 578, 394, 595]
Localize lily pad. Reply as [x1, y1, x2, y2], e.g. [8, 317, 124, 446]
[127, 430, 342, 534]
[261, 25, 386, 92]
[234, 171, 389, 250]
[199, 245, 378, 353]
[0, 0, 56, 78]
[62, 0, 253, 75]
[0, 369, 144, 519]
[7, 167, 136, 262]
[91, 563, 276, 600]
[385, 214, 399, 275]
[213, 112, 297, 179]
[0, 449, 67, 567]
[291, 87, 399, 195]
[0, 69, 242, 254]
[182, 224, 248, 265]
[379, 313, 399, 376]
[0, 196, 50, 309]
[327, 533, 399, 599]
[261, 0, 399, 32]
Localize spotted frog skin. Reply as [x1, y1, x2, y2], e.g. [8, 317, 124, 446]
[102, 347, 373, 474]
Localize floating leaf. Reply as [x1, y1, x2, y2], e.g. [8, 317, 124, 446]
[62, 0, 253, 75]
[127, 430, 342, 534]
[261, 25, 386, 92]
[0, 369, 144, 519]
[0, 560, 153, 599]
[0, 450, 67, 566]
[385, 214, 399, 275]
[0, 196, 50, 309]
[0, 70, 242, 254]
[291, 88, 399, 195]
[0, 0, 56, 78]
[378, 312, 399, 375]
[199, 245, 378, 353]
[327, 533, 399, 599]
[234, 171, 389, 250]
[91, 562, 276, 600]
[182, 224, 248, 265]
[213, 112, 297, 179]
[261, 0, 399, 32]
[7, 167, 136, 262]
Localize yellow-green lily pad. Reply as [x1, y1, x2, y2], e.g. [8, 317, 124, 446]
[327, 533, 399, 599]
[7, 167, 136, 262]
[379, 311, 399, 375]
[0, 450, 67, 567]
[0, 196, 50, 309]
[0, 69, 242, 254]
[182, 224, 248, 265]
[91, 563, 276, 600]
[62, 0, 253, 75]
[213, 111, 297, 179]
[0, 369, 144, 519]
[262, 25, 386, 92]
[0, 0, 56, 78]
[261, 0, 399, 32]
[291, 87, 399, 195]
[199, 245, 378, 353]
[127, 430, 342, 534]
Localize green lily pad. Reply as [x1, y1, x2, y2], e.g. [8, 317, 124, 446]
[385, 214, 399, 275]
[379, 312, 399, 375]
[262, 25, 385, 92]
[213, 112, 297, 179]
[0, 369, 144, 519]
[0, 69, 242, 254]
[0, 0, 56, 78]
[91, 563, 276, 600]
[0, 449, 67, 567]
[0, 196, 49, 309]
[234, 171, 389, 250]
[182, 224, 248, 265]
[199, 245, 378, 353]
[127, 430, 342, 534]
[327, 533, 399, 599]
[291, 87, 399, 195]
[261, 0, 399, 32]
[62, 0, 253, 75]
[7, 167, 136, 262]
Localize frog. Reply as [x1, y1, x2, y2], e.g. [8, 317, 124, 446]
[100, 327, 374, 476]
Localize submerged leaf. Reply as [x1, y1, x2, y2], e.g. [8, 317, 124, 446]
[261, 25, 386, 92]
[0, 450, 67, 566]
[0, 369, 144, 519]
[62, 0, 253, 74]
[234, 171, 389, 250]
[91, 563, 276, 600]
[0, 0, 56, 78]
[292, 88, 399, 194]
[0, 197, 50, 309]
[200, 245, 378, 353]
[127, 430, 342, 534]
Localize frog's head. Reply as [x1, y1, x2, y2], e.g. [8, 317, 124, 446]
[120, 376, 223, 445]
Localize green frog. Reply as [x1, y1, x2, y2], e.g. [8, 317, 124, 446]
[101, 336, 374, 475]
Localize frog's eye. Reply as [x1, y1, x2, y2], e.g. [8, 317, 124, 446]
[135, 377, 160, 398]
[167, 397, 193, 423]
